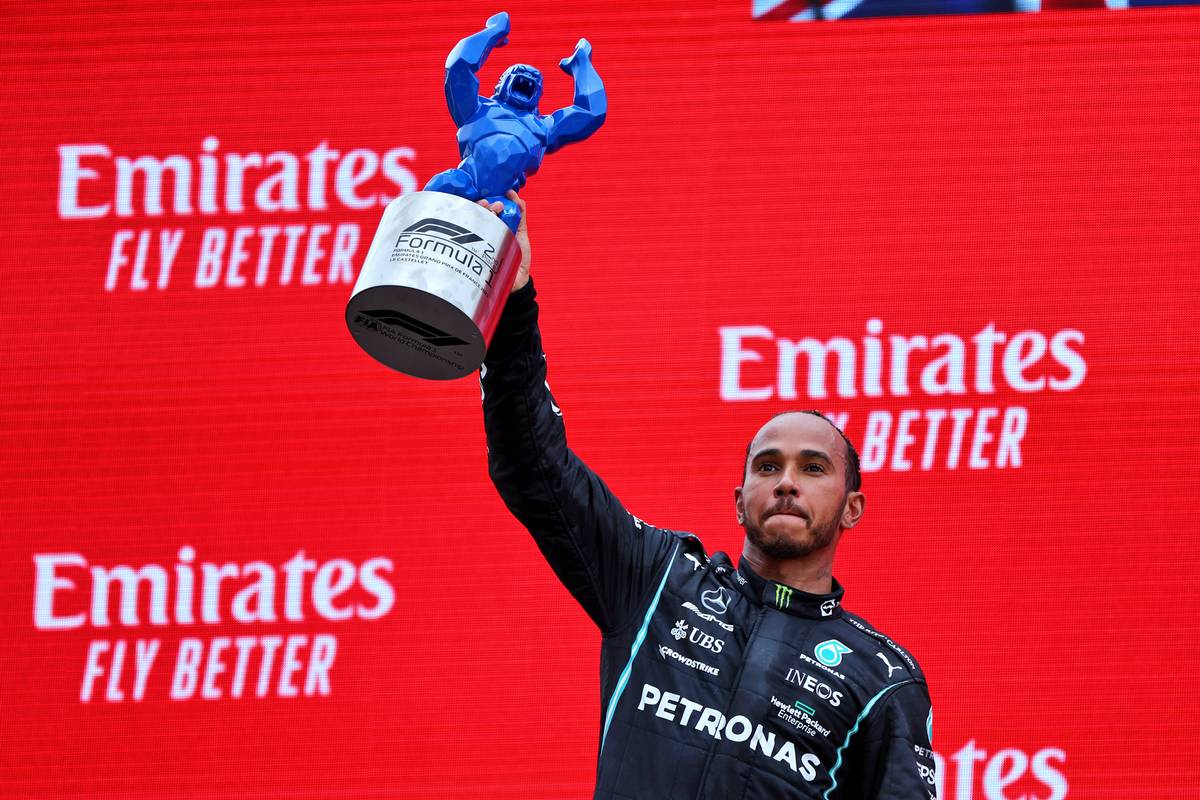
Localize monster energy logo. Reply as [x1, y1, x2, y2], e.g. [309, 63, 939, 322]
[775, 584, 793, 608]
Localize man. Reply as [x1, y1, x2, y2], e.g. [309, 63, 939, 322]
[478, 192, 937, 799]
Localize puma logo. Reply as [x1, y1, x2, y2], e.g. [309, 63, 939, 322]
[876, 652, 901, 678]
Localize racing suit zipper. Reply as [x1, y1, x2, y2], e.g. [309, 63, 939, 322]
[692, 603, 768, 800]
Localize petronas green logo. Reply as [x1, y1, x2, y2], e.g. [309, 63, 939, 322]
[814, 639, 853, 667]
[775, 584, 793, 608]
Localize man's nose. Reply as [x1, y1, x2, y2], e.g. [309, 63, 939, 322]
[773, 469, 800, 496]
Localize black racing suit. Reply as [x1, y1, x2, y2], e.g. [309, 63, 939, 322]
[482, 281, 937, 800]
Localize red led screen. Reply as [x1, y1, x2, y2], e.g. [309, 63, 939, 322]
[3, 2, 1199, 798]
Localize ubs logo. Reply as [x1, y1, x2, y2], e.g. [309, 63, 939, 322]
[670, 620, 725, 654]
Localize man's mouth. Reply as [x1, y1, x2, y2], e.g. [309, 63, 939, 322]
[767, 505, 809, 522]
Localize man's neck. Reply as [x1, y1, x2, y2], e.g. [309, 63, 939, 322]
[740, 542, 837, 595]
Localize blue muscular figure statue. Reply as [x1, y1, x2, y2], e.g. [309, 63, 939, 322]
[424, 12, 607, 233]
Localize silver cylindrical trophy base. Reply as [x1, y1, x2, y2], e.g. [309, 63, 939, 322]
[346, 191, 522, 380]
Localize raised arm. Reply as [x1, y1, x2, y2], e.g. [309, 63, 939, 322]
[545, 39, 607, 154]
[477, 196, 677, 634]
[444, 12, 511, 127]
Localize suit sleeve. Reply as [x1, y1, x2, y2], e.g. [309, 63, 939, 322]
[845, 681, 938, 800]
[481, 280, 676, 634]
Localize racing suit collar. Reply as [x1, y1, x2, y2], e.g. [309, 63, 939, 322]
[734, 557, 845, 620]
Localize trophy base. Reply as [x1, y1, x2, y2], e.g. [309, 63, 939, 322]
[346, 191, 522, 380]
[346, 284, 484, 381]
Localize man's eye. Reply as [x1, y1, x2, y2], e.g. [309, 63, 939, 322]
[758, 463, 777, 472]
[805, 464, 825, 473]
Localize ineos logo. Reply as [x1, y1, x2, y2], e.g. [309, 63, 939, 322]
[701, 587, 730, 615]
[784, 669, 844, 708]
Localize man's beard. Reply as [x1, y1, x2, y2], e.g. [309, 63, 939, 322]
[744, 506, 842, 560]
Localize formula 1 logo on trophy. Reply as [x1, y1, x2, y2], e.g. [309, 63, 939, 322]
[346, 12, 607, 379]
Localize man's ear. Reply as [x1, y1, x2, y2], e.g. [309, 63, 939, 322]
[733, 486, 745, 525]
[841, 491, 865, 530]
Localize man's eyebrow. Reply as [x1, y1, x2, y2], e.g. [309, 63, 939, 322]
[750, 448, 835, 465]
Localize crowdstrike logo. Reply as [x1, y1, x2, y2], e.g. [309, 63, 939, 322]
[657, 645, 720, 676]
[814, 639, 852, 667]
[820, 599, 837, 617]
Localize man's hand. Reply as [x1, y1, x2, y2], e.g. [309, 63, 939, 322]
[477, 190, 531, 294]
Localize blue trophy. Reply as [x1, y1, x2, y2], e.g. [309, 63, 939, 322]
[347, 12, 607, 379]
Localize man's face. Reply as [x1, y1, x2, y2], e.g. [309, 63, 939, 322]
[735, 414, 864, 561]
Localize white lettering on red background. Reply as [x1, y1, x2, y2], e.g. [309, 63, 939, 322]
[33, 546, 395, 703]
[932, 740, 1069, 800]
[58, 138, 417, 219]
[717, 320, 1088, 472]
[56, 137, 420, 293]
[719, 320, 1086, 402]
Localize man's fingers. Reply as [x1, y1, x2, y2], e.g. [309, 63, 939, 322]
[506, 189, 526, 213]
